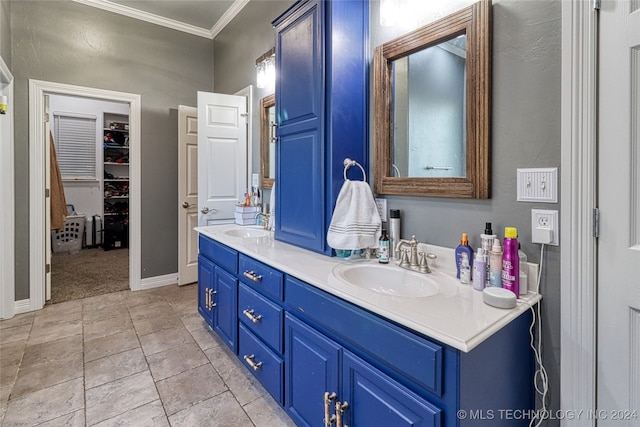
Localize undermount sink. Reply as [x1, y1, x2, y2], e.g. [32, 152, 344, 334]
[224, 226, 271, 238]
[331, 261, 458, 298]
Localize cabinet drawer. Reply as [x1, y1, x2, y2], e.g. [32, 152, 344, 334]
[239, 323, 284, 405]
[239, 283, 284, 353]
[199, 235, 238, 274]
[285, 276, 444, 397]
[239, 254, 283, 301]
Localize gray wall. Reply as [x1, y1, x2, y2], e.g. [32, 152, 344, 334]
[371, 0, 561, 420]
[11, 1, 215, 299]
[213, 0, 296, 175]
[0, 0, 9, 66]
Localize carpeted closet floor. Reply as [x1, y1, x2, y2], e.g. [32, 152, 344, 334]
[50, 248, 129, 304]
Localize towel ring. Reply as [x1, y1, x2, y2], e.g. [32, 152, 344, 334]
[343, 158, 366, 182]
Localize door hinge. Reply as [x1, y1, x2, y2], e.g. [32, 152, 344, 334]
[593, 0, 600, 10]
[240, 112, 249, 117]
[45, 112, 50, 123]
[45, 263, 51, 274]
[593, 207, 600, 238]
[45, 188, 50, 198]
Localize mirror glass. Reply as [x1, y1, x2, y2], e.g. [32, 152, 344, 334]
[374, 0, 491, 198]
[260, 94, 275, 189]
[392, 34, 467, 178]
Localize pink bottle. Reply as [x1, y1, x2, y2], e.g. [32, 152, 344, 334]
[502, 227, 520, 297]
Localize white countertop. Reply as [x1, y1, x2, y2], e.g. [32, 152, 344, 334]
[196, 224, 541, 353]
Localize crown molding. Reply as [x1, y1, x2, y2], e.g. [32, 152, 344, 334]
[72, 0, 249, 39]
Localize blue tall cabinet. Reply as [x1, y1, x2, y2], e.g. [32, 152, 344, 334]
[273, 0, 369, 255]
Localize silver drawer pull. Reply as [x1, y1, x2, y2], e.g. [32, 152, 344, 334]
[243, 354, 263, 371]
[243, 270, 263, 282]
[243, 308, 262, 324]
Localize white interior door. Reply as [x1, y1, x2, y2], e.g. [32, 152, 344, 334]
[598, 0, 640, 420]
[44, 95, 52, 301]
[178, 105, 198, 285]
[197, 92, 247, 226]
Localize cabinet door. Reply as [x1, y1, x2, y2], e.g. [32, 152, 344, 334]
[197, 255, 215, 326]
[285, 313, 340, 427]
[274, 0, 327, 254]
[213, 266, 238, 354]
[342, 350, 442, 427]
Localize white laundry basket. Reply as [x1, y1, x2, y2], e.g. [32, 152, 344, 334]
[51, 214, 86, 253]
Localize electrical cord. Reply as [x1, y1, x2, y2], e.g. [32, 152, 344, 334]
[527, 243, 549, 427]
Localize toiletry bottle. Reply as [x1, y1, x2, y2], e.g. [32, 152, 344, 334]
[472, 248, 487, 291]
[518, 243, 528, 296]
[389, 209, 401, 260]
[480, 222, 497, 287]
[502, 227, 520, 297]
[459, 252, 471, 284]
[489, 238, 503, 287]
[455, 233, 474, 279]
[378, 230, 389, 264]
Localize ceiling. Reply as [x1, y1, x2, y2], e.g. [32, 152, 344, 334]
[73, 0, 249, 39]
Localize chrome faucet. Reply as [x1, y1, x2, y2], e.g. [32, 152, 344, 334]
[395, 235, 437, 273]
[255, 212, 271, 230]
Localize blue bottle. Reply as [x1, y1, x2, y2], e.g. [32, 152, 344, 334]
[455, 233, 474, 279]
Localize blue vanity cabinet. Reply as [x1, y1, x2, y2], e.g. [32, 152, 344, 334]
[197, 235, 239, 353]
[285, 313, 441, 427]
[273, 0, 369, 255]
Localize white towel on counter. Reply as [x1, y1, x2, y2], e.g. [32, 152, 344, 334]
[327, 180, 382, 250]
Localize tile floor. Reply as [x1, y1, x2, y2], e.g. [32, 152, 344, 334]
[0, 284, 296, 427]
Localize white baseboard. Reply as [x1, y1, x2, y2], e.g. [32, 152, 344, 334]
[15, 299, 32, 315]
[138, 273, 179, 291]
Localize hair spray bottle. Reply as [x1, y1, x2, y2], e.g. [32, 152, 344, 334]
[502, 227, 520, 297]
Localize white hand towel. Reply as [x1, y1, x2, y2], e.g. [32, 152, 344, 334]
[327, 180, 382, 250]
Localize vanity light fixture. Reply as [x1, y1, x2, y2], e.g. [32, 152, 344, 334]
[380, 0, 399, 27]
[256, 47, 276, 90]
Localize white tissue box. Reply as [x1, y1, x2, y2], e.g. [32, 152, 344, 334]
[235, 211, 258, 220]
[235, 214, 257, 225]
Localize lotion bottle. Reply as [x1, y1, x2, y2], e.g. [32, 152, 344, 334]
[502, 227, 520, 297]
[460, 252, 471, 284]
[455, 233, 474, 279]
[378, 230, 389, 264]
[489, 238, 503, 287]
[472, 248, 487, 291]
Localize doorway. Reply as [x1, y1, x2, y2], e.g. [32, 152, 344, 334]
[28, 80, 142, 312]
[48, 94, 131, 303]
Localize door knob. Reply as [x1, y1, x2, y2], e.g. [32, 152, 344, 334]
[182, 201, 191, 209]
[201, 206, 217, 214]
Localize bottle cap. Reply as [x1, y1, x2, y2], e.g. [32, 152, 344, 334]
[505, 227, 518, 239]
[492, 238, 502, 252]
[461, 233, 469, 245]
[484, 222, 493, 234]
[390, 209, 401, 219]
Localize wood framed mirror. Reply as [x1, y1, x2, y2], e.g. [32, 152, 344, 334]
[260, 93, 275, 189]
[373, 0, 492, 198]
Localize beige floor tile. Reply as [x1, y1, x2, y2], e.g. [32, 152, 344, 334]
[83, 291, 129, 311]
[3, 377, 84, 426]
[82, 303, 130, 323]
[189, 327, 222, 351]
[85, 370, 158, 426]
[27, 319, 82, 346]
[0, 339, 27, 368]
[91, 399, 168, 427]
[84, 329, 140, 363]
[132, 313, 182, 336]
[139, 326, 194, 355]
[146, 342, 208, 381]
[128, 300, 174, 321]
[33, 305, 83, 328]
[155, 364, 227, 416]
[11, 352, 83, 398]
[0, 359, 18, 389]
[124, 289, 166, 308]
[0, 323, 32, 345]
[243, 394, 297, 427]
[36, 408, 85, 427]
[168, 391, 253, 427]
[83, 314, 133, 342]
[39, 299, 83, 317]
[0, 312, 34, 330]
[21, 334, 83, 368]
[85, 347, 148, 389]
[180, 312, 208, 332]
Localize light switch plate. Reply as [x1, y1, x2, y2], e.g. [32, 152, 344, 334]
[517, 167, 558, 203]
[375, 198, 387, 222]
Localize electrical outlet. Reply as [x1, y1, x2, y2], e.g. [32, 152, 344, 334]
[375, 198, 387, 222]
[531, 209, 559, 245]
